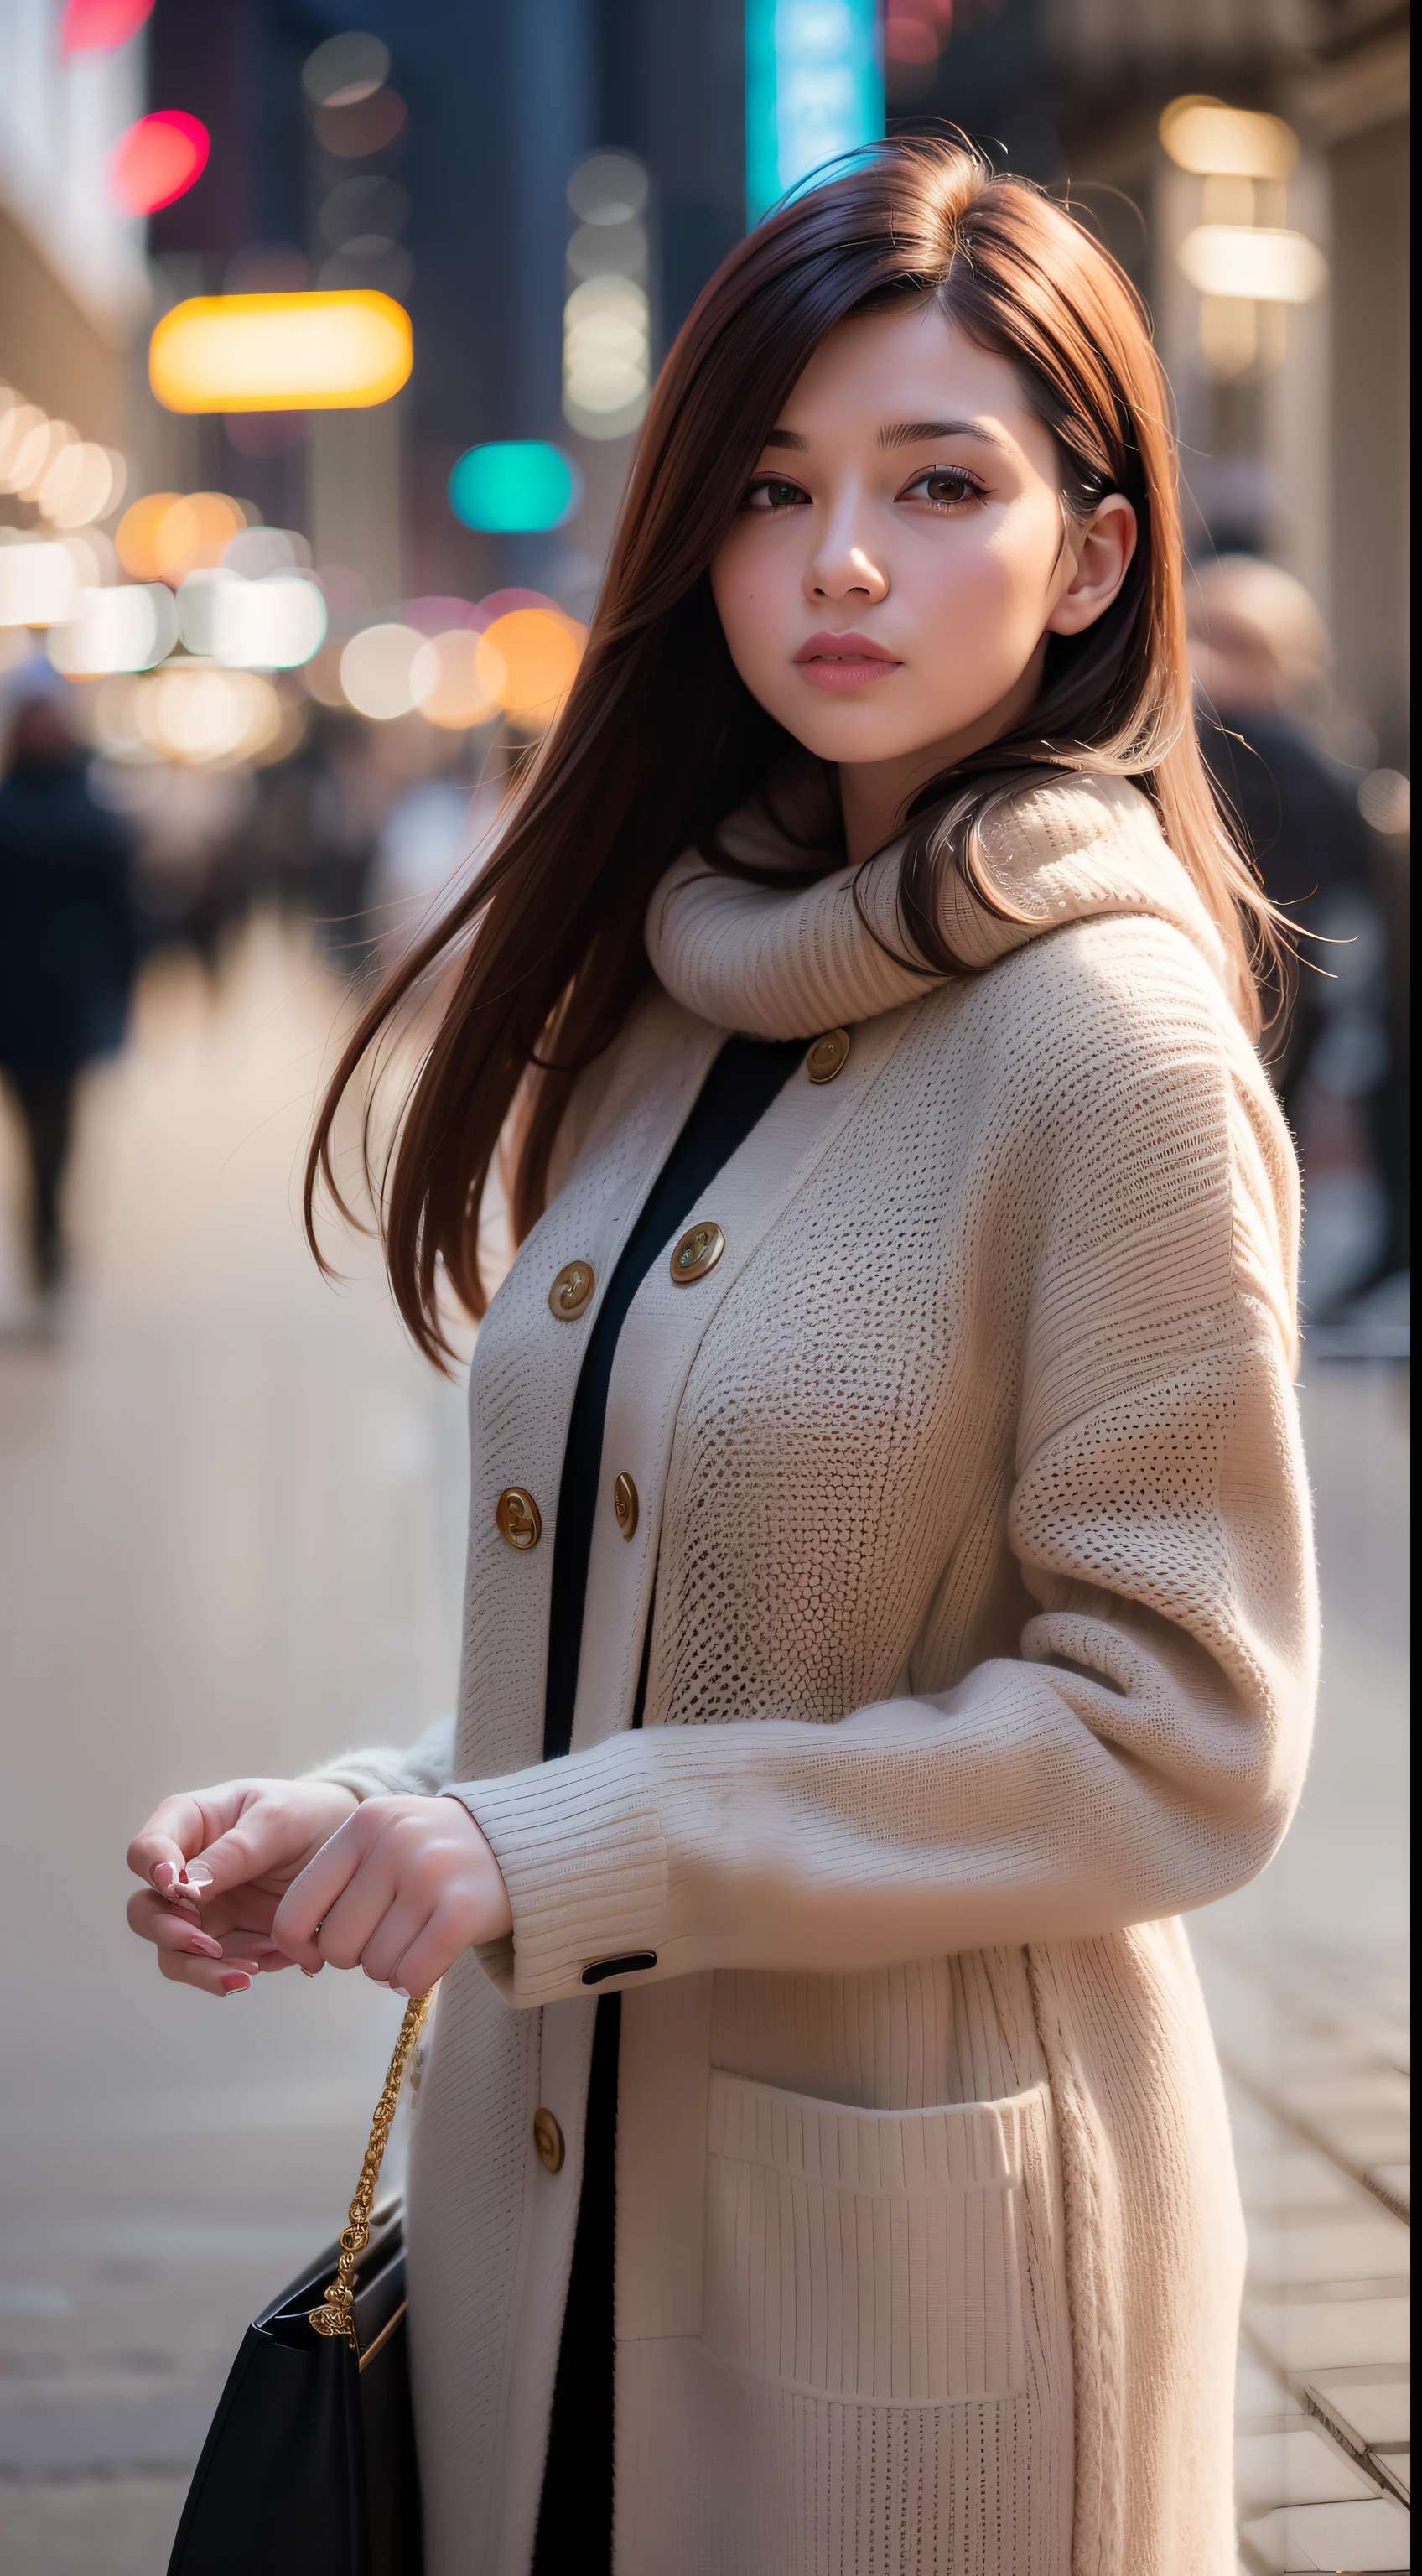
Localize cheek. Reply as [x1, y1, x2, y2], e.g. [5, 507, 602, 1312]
[908, 525, 1055, 673]
[711, 541, 798, 700]
[710, 542, 775, 676]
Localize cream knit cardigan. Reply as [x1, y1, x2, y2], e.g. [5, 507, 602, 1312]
[315, 772, 1316, 2576]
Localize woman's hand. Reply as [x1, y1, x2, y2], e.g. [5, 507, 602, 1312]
[272, 1795, 512, 1996]
[126, 1777, 360, 1997]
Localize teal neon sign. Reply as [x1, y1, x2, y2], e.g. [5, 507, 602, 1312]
[745, 0, 884, 225]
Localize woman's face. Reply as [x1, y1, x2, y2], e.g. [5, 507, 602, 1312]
[710, 300, 1135, 857]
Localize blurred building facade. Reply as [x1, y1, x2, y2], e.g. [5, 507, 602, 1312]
[3, 0, 1406, 752]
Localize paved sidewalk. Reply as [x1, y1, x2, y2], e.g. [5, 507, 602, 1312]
[1198, 1358, 1411, 2575]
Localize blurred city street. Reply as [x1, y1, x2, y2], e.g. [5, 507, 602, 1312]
[0, 925, 1410, 2574]
[0, 0, 1409, 2568]
[0, 922, 468, 2572]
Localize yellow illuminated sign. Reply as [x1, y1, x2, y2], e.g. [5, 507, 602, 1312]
[149, 292, 412, 413]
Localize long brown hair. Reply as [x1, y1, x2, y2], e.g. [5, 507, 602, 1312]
[308, 137, 1275, 1365]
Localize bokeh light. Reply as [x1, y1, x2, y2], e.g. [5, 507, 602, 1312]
[35, 441, 126, 530]
[222, 527, 312, 577]
[114, 492, 179, 579]
[1178, 225, 1328, 303]
[0, 538, 79, 629]
[149, 293, 413, 413]
[175, 570, 327, 668]
[566, 217, 646, 284]
[563, 278, 651, 440]
[410, 629, 506, 729]
[109, 112, 210, 218]
[116, 491, 247, 584]
[567, 152, 648, 226]
[0, 411, 73, 500]
[314, 91, 407, 158]
[471, 587, 559, 627]
[885, 11, 941, 67]
[1160, 97, 1300, 180]
[562, 154, 652, 441]
[302, 644, 350, 709]
[61, 0, 153, 55]
[154, 491, 246, 580]
[339, 622, 424, 719]
[134, 664, 283, 764]
[1357, 770, 1411, 837]
[302, 32, 391, 105]
[484, 608, 585, 724]
[448, 442, 582, 534]
[404, 595, 480, 634]
[45, 584, 179, 676]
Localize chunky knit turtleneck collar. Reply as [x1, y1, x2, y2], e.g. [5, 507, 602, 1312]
[645, 762, 1230, 1041]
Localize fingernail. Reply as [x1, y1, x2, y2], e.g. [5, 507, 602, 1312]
[152, 1862, 176, 1893]
[179, 1863, 213, 1891]
[189, 1936, 223, 1959]
[220, 1973, 250, 1995]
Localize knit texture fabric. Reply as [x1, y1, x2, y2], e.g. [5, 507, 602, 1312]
[313, 772, 1316, 2576]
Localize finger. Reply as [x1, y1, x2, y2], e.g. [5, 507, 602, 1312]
[128, 1888, 227, 1963]
[157, 1946, 262, 1997]
[389, 1901, 466, 1997]
[356, 1898, 433, 1988]
[127, 1886, 205, 1946]
[177, 1814, 292, 1903]
[307, 1862, 398, 1975]
[127, 1793, 215, 1894]
[272, 1811, 378, 1965]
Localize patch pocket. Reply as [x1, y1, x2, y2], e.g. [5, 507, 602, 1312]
[704, 2070, 1051, 2406]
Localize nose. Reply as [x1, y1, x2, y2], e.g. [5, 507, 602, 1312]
[805, 488, 889, 608]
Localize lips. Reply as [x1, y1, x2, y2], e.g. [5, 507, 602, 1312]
[792, 630, 902, 691]
[793, 630, 901, 667]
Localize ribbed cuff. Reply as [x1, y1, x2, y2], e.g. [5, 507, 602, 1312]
[450, 1738, 668, 2007]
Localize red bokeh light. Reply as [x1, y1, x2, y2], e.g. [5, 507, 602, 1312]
[885, 12, 941, 64]
[61, 0, 153, 55]
[109, 112, 210, 218]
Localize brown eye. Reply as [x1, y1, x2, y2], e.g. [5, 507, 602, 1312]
[746, 477, 807, 512]
[906, 467, 980, 508]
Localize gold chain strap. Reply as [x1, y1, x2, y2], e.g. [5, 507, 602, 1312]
[309, 1991, 433, 2350]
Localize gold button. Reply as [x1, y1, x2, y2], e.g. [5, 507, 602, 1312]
[495, 1486, 542, 1549]
[548, 1259, 594, 1320]
[669, 1220, 725, 1285]
[806, 1027, 851, 1083]
[612, 1472, 639, 1539]
[532, 2107, 565, 2174]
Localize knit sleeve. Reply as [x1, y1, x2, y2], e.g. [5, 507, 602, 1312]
[304, 1709, 457, 1805]
[452, 1000, 1318, 2011]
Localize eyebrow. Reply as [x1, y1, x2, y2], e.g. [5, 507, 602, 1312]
[760, 418, 1009, 455]
[877, 418, 1009, 452]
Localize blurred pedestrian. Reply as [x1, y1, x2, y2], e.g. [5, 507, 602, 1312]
[1191, 556, 1402, 1315]
[1190, 554, 1375, 1102]
[0, 670, 137, 1304]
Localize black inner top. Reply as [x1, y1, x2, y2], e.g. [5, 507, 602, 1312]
[532, 1032, 805, 2572]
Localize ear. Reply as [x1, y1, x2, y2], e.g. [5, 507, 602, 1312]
[1045, 493, 1138, 637]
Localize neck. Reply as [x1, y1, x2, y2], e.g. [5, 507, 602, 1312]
[835, 643, 1047, 868]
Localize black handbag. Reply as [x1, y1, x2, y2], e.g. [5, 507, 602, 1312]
[167, 1992, 432, 2576]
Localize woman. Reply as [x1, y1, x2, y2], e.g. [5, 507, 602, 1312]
[127, 143, 1316, 2575]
